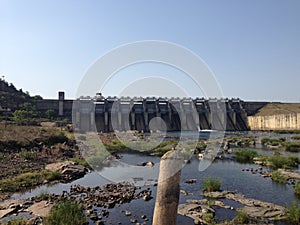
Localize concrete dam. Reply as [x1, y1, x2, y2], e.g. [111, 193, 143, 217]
[70, 96, 255, 132]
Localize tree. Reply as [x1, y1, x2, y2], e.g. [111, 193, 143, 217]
[45, 109, 56, 120]
[32, 95, 43, 100]
[13, 110, 29, 125]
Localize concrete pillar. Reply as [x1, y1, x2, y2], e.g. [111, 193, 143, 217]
[131, 111, 135, 130]
[144, 111, 148, 131]
[153, 150, 182, 225]
[90, 112, 95, 130]
[118, 112, 122, 130]
[58, 91, 64, 116]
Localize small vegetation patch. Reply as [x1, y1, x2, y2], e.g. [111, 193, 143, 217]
[234, 210, 250, 224]
[294, 183, 300, 197]
[5, 218, 28, 225]
[235, 149, 258, 163]
[285, 142, 300, 152]
[20, 148, 36, 160]
[45, 200, 87, 225]
[202, 212, 216, 224]
[261, 137, 286, 146]
[202, 177, 221, 192]
[269, 155, 299, 169]
[286, 201, 300, 225]
[274, 130, 300, 134]
[257, 154, 300, 169]
[271, 170, 287, 183]
[69, 157, 89, 167]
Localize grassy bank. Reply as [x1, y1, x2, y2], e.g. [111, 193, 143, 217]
[0, 170, 61, 192]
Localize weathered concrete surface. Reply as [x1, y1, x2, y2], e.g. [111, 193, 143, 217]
[248, 112, 300, 130]
[152, 150, 182, 225]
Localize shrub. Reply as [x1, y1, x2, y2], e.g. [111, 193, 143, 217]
[6, 219, 28, 225]
[45, 200, 87, 225]
[295, 183, 300, 197]
[235, 210, 250, 224]
[235, 149, 258, 163]
[271, 170, 287, 183]
[286, 201, 300, 224]
[291, 136, 300, 140]
[37, 190, 50, 201]
[202, 212, 216, 224]
[20, 148, 36, 160]
[202, 177, 221, 192]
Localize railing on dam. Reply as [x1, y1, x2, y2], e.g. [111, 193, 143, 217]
[72, 97, 250, 132]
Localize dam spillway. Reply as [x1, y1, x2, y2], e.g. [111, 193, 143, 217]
[71, 97, 250, 132]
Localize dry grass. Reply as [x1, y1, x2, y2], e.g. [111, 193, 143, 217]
[254, 103, 300, 116]
[0, 124, 62, 142]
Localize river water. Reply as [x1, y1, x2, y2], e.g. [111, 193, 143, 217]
[11, 132, 300, 224]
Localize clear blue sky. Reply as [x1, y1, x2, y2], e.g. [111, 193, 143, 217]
[1, 0, 300, 102]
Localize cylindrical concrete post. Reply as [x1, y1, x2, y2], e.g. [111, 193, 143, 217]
[153, 150, 182, 225]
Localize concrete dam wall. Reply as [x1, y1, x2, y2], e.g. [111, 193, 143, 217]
[248, 113, 300, 130]
[71, 97, 251, 132]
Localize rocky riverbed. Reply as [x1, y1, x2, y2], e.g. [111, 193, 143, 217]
[0, 181, 152, 224]
[178, 190, 287, 224]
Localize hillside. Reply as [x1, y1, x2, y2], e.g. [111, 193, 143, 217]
[0, 79, 42, 111]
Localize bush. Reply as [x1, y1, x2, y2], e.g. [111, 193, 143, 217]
[20, 148, 36, 160]
[202, 212, 216, 224]
[235, 149, 258, 163]
[37, 190, 50, 201]
[45, 200, 87, 225]
[286, 201, 300, 224]
[295, 183, 300, 197]
[235, 210, 250, 224]
[271, 170, 287, 183]
[202, 177, 221, 192]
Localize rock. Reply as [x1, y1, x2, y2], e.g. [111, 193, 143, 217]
[125, 210, 132, 216]
[184, 179, 197, 184]
[130, 218, 137, 223]
[202, 190, 286, 220]
[137, 161, 154, 167]
[180, 189, 188, 195]
[45, 161, 87, 181]
[141, 214, 147, 219]
[26, 200, 53, 217]
[0, 208, 17, 219]
[277, 169, 300, 180]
